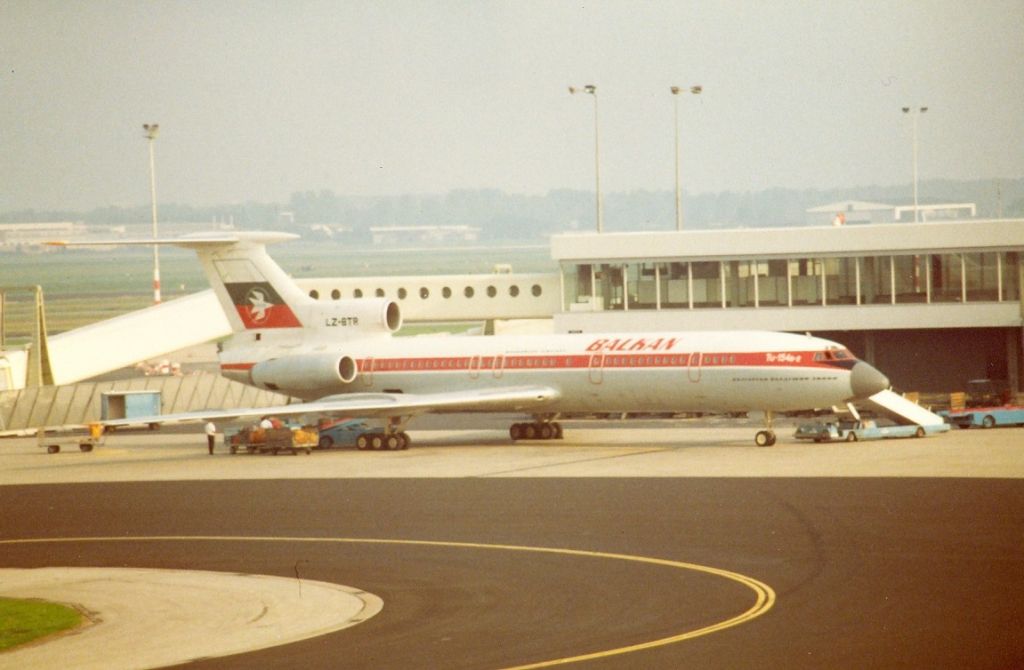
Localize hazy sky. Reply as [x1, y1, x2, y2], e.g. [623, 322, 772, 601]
[2, 1, 1022, 211]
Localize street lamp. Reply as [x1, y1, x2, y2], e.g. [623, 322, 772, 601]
[569, 84, 603, 233]
[901, 106, 928, 223]
[143, 123, 161, 304]
[670, 85, 702, 231]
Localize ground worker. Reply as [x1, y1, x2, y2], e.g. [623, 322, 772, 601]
[205, 421, 216, 455]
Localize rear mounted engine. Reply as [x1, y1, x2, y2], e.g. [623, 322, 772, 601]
[320, 299, 401, 335]
[250, 352, 358, 393]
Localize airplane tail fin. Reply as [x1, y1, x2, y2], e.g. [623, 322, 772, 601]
[189, 233, 311, 333]
[50, 232, 312, 334]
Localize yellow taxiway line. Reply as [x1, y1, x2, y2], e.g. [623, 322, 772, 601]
[0, 535, 775, 668]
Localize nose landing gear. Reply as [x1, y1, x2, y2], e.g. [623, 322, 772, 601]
[754, 411, 777, 447]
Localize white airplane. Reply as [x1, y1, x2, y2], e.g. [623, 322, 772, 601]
[54, 232, 890, 447]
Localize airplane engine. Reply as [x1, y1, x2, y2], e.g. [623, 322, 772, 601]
[321, 299, 402, 335]
[250, 352, 358, 393]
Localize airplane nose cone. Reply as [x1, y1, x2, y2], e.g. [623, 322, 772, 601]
[850, 361, 890, 398]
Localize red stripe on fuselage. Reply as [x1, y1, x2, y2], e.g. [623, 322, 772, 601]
[359, 352, 847, 371]
[222, 351, 854, 374]
[221, 362, 255, 371]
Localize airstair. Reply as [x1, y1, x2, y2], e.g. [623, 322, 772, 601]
[46, 291, 228, 385]
[865, 389, 946, 426]
[2, 288, 230, 390]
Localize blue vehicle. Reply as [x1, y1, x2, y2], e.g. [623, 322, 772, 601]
[944, 406, 1024, 429]
[795, 418, 948, 442]
[316, 419, 372, 449]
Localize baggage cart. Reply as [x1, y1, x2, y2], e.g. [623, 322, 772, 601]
[38, 422, 105, 454]
[225, 425, 316, 455]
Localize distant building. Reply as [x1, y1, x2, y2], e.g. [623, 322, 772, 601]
[369, 225, 480, 246]
[806, 201, 977, 227]
[0, 222, 84, 250]
[894, 202, 977, 222]
[309, 224, 356, 240]
[805, 201, 897, 226]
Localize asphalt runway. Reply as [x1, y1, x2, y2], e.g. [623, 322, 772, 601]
[3, 475, 1023, 669]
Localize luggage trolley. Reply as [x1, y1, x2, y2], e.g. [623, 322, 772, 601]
[38, 422, 105, 454]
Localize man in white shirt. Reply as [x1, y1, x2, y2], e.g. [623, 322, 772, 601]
[205, 421, 216, 455]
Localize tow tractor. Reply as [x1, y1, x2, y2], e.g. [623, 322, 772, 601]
[315, 418, 373, 449]
[944, 406, 1024, 429]
[964, 379, 1012, 407]
[942, 378, 1024, 428]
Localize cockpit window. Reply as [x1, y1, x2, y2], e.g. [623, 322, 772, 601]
[821, 347, 853, 361]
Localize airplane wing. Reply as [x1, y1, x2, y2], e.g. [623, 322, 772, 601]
[99, 385, 561, 429]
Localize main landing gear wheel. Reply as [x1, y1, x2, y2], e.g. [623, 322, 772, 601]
[509, 422, 563, 441]
[357, 432, 410, 451]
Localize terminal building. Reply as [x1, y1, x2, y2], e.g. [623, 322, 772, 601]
[295, 218, 1023, 395]
[549, 219, 1024, 395]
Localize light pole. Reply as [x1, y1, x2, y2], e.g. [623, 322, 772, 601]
[901, 106, 927, 223]
[569, 84, 602, 233]
[670, 85, 702, 231]
[143, 123, 161, 303]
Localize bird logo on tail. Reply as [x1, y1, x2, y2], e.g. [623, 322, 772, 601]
[225, 282, 302, 329]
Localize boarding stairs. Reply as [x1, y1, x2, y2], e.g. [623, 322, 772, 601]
[864, 390, 946, 426]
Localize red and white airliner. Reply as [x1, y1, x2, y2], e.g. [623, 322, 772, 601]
[60, 232, 891, 447]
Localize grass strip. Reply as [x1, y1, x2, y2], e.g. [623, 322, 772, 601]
[0, 597, 83, 651]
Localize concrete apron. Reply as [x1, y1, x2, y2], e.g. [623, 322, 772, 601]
[0, 567, 382, 670]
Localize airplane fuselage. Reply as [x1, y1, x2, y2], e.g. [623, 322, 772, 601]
[220, 330, 865, 414]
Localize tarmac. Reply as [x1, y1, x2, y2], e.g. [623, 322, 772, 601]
[1, 418, 1022, 669]
[3, 419, 1022, 483]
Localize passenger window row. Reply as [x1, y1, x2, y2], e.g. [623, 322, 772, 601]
[308, 284, 544, 300]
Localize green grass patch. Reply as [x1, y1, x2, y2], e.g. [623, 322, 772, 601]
[0, 597, 83, 651]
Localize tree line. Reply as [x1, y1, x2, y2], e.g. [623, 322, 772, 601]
[4, 178, 1022, 242]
